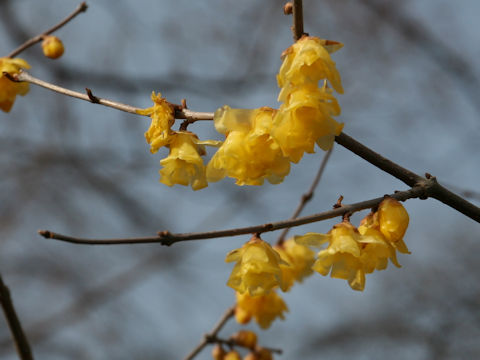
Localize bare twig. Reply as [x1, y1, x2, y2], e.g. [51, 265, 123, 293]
[183, 306, 235, 360]
[292, 0, 305, 41]
[5, 71, 214, 120]
[335, 132, 480, 222]
[0, 274, 34, 360]
[7, 2, 88, 58]
[38, 183, 432, 246]
[208, 335, 283, 354]
[277, 148, 332, 245]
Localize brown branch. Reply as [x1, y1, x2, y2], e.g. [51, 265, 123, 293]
[335, 132, 480, 222]
[183, 306, 235, 360]
[0, 274, 34, 360]
[6, 2, 88, 58]
[38, 183, 431, 246]
[5, 71, 214, 121]
[208, 336, 283, 355]
[292, 0, 305, 41]
[277, 148, 332, 245]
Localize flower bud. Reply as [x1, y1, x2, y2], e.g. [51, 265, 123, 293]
[246, 348, 273, 360]
[231, 330, 257, 349]
[212, 344, 226, 360]
[42, 36, 64, 59]
[378, 198, 409, 243]
[224, 350, 242, 360]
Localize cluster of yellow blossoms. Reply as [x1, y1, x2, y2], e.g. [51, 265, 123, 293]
[225, 198, 410, 329]
[296, 197, 410, 291]
[139, 36, 344, 189]
[0, 57, 30, 113]
[225, 234, 315, 329]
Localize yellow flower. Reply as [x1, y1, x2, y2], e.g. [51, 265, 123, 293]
[137, 92, 175, 153]
[295, 222, 365, 291]
[272, 84, 343, 163]
[207, 106, 291, 185]
[158, 131, 209, 190]
[277, 36, 344, 102]
[378, 197, 410, 253]
[235, 290, 288, 329]
[225, 235, 288, 296]
[42, 36, 64, 59]
[358, 212, 401, 272]
[0, 57, 30, 112]
[274, 238, 315, 291]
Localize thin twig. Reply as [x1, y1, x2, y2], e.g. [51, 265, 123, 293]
[183, 306, 235, 360]
[209, 336, 283, 354]
[38, 183, 432, 246]
[335, 132, 480, 222]
[277, 148, 332, 245]
[7, 2, 88, 58]
[5, 71, 214, 120]
[292, 0, 305, 41]
[0, 274, 34, 360]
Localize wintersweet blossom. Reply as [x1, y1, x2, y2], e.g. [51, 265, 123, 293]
[235, 291, 288, 329]
[0, 57, 30, 112]
[272, 83, 344, 162]
[378, 197, 410, 253]
[277, 36, 344, 102]
[206, 106, 291, 185]
[158, 131, 210, 190]
[225, 235, 288, 296]
[274, 238, 315, 291]
[137, 92, 175, 153]
[358, 211, 402, 272]
[295, 222, 366, 291]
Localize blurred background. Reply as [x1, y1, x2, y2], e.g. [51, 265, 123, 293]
[1, 0, 479, 359]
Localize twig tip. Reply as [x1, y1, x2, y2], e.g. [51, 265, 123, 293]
[38, 230, 52, 239]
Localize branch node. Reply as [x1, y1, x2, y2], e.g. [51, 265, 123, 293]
[85, 88, 100, 103]
[333, 195, 344, 209]
[2, 71, 19, 82]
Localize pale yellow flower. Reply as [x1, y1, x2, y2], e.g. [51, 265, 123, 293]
[226, 236, 288, 296]
[274, 238, 315, 291]
[158, 131, 209, 190]
[358, 212, 401, 273]
[296, 222, 365, 291]
[137, 92, 175, 153]
[207, 106, 290, 185]
[272, 84, 343, 163]
[277, 36, 344, 102]
[235, 290, 288, 329]
[0, 57, 30, 112]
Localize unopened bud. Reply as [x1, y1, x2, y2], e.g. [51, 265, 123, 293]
[212, 344, 226, 360]
[42, 36, 64, 59]
[224, 350, 242, 360]
[283, 2, 293, 15]
[231, 330, 257, 349]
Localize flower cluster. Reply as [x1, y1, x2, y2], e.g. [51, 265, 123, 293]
[137, 92, 220, 190]
[225, 236, 315, 329]
[295, 197, 410, 291]
[0, 57, 30, 112]
[139, 37, 344, 189]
